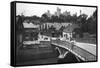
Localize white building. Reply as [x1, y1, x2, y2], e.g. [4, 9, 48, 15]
[60, 24, 80, 41]
[38, 33, 51, 41]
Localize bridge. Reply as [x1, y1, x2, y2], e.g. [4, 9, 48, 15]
[51, 40, 97, 61]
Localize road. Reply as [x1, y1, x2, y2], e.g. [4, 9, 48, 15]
[75, 42, 96, 56]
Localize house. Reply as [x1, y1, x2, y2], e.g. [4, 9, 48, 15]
[22, 21, 40, 45]
[60, 24, 80, 41]
[61, 25, 73, 41]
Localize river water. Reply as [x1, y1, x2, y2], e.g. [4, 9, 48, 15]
[16, 43, 83, 66]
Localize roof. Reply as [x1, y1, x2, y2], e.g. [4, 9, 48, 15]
[63, 24, 80, 33]
[23, 22, 39, 28]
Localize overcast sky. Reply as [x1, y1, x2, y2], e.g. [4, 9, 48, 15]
[16, 3, 96, 17]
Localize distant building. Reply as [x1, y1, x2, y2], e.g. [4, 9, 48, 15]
[73, 12, 77, 17]
[45, 10, 52, 18]
[62, 11, 70, 16]
[54, 7, 61, 17]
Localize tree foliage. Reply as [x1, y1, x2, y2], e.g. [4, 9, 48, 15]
[16, 9, 97, 34]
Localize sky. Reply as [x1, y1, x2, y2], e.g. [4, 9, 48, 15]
[16, 3, 96, 17]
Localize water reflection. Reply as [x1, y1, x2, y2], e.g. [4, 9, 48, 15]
[16, 43, 83, 66]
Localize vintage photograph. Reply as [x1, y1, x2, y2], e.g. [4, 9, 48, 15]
[15, 2, 97, 66]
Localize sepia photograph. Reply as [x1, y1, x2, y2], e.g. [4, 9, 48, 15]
[12, 1, 97, 66]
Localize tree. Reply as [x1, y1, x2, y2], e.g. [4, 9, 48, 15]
[86, 10, 97, 34]
[71, 13, 78, 23]
[41, 13, 50, 22]
[32, 15, 40, 20]
[16, 15, 24, 32]
[77, 14, 88, 24]
[50, 15, 59, 22]
[73, 28, 83, 38]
